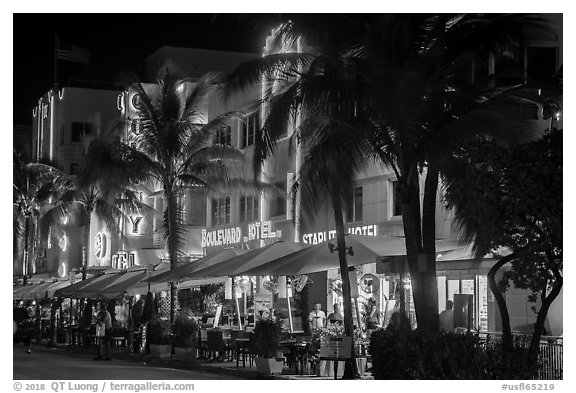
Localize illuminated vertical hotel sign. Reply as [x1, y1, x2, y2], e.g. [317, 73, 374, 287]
[201, 221, 282, 248]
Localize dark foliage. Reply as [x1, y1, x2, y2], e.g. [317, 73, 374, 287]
[252, 318, 283, 358]
[146, 316, 171, 345]
[443, 129, 562, 354]
[369, 329, 538, 379]
[172, 310, 199, 347]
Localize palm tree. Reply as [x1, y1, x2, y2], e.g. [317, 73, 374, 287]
[293, 125, 372, 378]
[43, 136, 149, 280]
[13, 151, 62, 283]
[345, 14, 552, 331]
[224, 14, 551, 331]
[116, 67, 259, 322]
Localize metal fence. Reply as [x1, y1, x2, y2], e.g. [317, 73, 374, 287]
[472, 331, 563, 380]
[537, 340, 563, 380]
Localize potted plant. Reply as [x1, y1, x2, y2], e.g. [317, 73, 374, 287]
[147, 316, 171, 359]
[172, 310, 199, 361]
[312, 326, 345, 378]
[252, 318, 284, 375]
[312, 324, 367, 377]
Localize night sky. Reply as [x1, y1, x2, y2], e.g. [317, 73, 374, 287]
[13, 13, 276, 125]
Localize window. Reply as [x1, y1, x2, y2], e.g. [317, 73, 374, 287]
[390, 181, 402, 218]
[240, 195, 260, 222]
[178, 194, 186, 224]
[187, 194, 206, 226]
[211, 196, 231, 226]
[242, 112, 260, 148]
[346, 186, 363, 223]
[215, 125, 232, 146]
[270, 182, 286, 218]
[71, 122, 93, 142]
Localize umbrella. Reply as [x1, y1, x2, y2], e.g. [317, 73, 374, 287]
[187, 241, 309, 278]
[124, 264, 172, 297]
[44, 279, 81, 299]
[240, 235, 462, 276]
[148, 248, 247, 284]
[64, 272, 125, 298]
[21, 281, 58, 300]
[55, 272, 122, 298]
[436, 245, 511, 261]
[13, 283, 36, 300]
[176, 277, 227, 289]
[84, 270, 152, 299]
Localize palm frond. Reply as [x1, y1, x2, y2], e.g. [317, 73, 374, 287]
[221, 52, 314, 101]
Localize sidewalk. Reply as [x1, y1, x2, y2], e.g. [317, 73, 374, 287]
[38, 342, 373, 380]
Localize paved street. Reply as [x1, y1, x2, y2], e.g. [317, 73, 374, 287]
[13, 345, 245, 380]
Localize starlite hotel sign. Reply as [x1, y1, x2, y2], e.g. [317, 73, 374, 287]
[201, 221, 282, 248]
[302, 224, 378, 244]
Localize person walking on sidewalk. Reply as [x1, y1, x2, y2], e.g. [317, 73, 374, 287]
[94, 302, 112, 361]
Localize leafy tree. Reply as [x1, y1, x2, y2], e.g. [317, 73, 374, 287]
[116, 66, 259, 321]
[443, 129, 562, 359]
[223, 14, 551, 333]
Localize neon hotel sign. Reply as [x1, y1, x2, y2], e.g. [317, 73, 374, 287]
[201, 221, 281, 248]
[302, 224, 378, 245]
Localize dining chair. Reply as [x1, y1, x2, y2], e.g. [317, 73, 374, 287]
[206, 329, 224, 362]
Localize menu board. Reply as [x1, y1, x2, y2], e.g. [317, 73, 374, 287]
[319, 336, 353, 359]
[254, 293, 273, 318]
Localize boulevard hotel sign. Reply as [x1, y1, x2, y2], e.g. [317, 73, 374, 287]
[201, 221, 282, 248]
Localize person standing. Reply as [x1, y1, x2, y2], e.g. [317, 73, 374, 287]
[327, 303, 344, 325]
[308, 303, 326, 330]
[366, 299, 382, 334]
[95, 302, 112, 361]
[439, 300, 454, 332]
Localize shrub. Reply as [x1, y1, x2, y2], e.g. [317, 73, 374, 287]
[369, 329, 538, 379]
[146, 316, 171, 345]
[252, 318, 283, 358]
[172, 310, 199, 347]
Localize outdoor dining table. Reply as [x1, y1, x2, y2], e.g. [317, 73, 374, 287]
[280, 339, 309, 375]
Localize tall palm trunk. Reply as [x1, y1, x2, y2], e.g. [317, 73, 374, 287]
[420, 166, 440, 331]
[488, 253, 516, 352]
[23, 214, 31, 284]
[165, 188, 178, 322]
[81, 207, 93, 280]
[399, 166, 425, 329]
[332, 196, 359, 379]
[400, 165, 441, 331]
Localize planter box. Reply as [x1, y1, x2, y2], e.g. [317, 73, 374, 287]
[316, 360, 345, 378]
[316, 358, 367, 378]
[174, 346, 197, 361]
[149, 344, 172, 359]
[255, 357, 285, 375]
